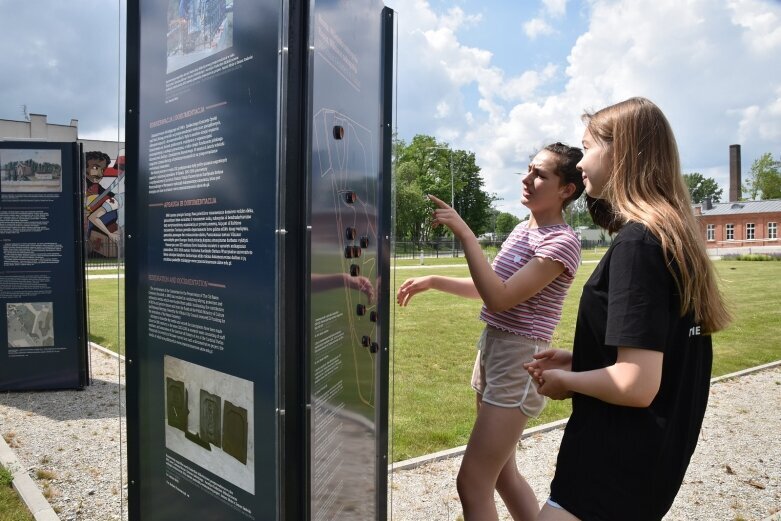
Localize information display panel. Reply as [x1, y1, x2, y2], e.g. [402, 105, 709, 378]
[0, 141, 87, 391]
[126, 1, 282, 519]
[306, 2, 393, 519]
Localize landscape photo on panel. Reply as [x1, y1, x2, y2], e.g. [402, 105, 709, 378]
[166, 0, 234, 74]
[0, 149, 62, 193]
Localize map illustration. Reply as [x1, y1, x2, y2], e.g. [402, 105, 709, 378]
[6, 302, 55, 348]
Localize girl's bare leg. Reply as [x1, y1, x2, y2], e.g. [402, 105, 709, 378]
[496, 449, 539, 520]
[457, 398, 535, 520]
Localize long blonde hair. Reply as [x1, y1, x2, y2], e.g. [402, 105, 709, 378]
[584, 97, 731, 333]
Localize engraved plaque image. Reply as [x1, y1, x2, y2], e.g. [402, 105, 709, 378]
[166, 377, 188, 431]
[163, 355, 255, 494]
[185, 430, 212, 450]
[199, 389, 222, 447]
[222, 400, 248, 465]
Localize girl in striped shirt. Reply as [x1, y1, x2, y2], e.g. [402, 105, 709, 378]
[397, 142, 584, 521]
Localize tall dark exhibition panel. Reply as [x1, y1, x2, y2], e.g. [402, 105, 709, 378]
[0, 141, 88, 391]
[126, 1, 393, 520]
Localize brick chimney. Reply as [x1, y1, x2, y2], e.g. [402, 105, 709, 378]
[729, 144, 741, 202]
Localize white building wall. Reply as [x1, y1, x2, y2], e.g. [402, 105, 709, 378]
[0, 114, 123, 163]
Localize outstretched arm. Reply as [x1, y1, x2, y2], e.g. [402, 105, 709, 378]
[312, 273, 376, 302]
[397, 275, 479, 306]
[429, 194, 565, 312]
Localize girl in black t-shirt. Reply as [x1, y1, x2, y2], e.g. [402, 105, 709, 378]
[525, 97, 731, 521]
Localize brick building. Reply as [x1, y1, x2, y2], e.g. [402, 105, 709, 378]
[695, 199, 781, 249]
[693, 144, 781, 252]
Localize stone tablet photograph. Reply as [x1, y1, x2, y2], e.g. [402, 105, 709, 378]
[163, 354, 255, 495]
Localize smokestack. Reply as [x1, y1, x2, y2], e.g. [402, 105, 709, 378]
[729, 144, 741, 202]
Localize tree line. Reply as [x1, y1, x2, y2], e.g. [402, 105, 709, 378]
[393, 135, 781, 241]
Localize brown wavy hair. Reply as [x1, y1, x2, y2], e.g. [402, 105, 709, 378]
[583, 97, 730, 333]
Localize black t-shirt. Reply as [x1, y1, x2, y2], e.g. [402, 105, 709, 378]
[550, 222, 712, 521]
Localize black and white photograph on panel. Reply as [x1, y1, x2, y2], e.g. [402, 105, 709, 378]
[6, 302, 55, 348]
[0, 148, 62, 193]
[163, 354, 255, 494]
[166, 0, 234, 74]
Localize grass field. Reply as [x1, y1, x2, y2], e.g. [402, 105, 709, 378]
[86, 276, 125, 354]
[84, 256, 781, 462]
[389, 259, 781, 461]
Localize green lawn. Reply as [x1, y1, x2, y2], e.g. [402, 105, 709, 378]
[580, 246, 610, 262]
[0, 466, 34, 521]
[84, 257, 781, 462]
[390, 259, 781, 461]
[86, 277, 125, 354]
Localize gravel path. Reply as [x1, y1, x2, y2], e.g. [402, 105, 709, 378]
[0, 346, 127, 521]
[390, 365, 781, 521]
[0, 347, 779, 521]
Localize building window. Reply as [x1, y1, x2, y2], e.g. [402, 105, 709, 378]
[726, 223, 734, 240]
[746, 223, 755, 240]
[706, 224, 715, 241]
[769, 222, 778, 240]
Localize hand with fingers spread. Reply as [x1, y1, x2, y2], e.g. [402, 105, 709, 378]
[427, 194, 473, 240]
[396, 276, 432, 307]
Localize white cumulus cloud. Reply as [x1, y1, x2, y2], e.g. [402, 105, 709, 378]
[386, 0, 781, 217]
[543, 0, 568, 17]
[523, 17, 555, 39]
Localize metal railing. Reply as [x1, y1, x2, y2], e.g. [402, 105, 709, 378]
[394, 236, 612, 260]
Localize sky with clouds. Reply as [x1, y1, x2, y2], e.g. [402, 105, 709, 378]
[385, 0, 781, 216]
[1, 0, 779, 218]
[0, 0, 127, 143]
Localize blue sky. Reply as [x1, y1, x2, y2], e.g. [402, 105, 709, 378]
[1, 0, 780, 218]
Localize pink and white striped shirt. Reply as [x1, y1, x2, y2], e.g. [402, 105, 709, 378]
[479, 221, 581, 342]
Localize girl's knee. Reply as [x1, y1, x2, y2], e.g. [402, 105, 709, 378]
[456, 465, 484, 502]
[455, 467, 471, 496]
[494, 470, 517, 495]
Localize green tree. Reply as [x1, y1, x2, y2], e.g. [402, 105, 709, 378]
[393, 135, 493, 242]
[494, 212, 520, 235]
[567, 194, 595, 228]
[452, 149, 494, 237]
[744, 153, 781, 200]
[393, 135, 441, 242]
[683, 172, 724, 203]
[394, 162, 430, 243]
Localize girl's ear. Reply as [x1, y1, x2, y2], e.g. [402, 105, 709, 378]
[559, 182, 577, 201]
